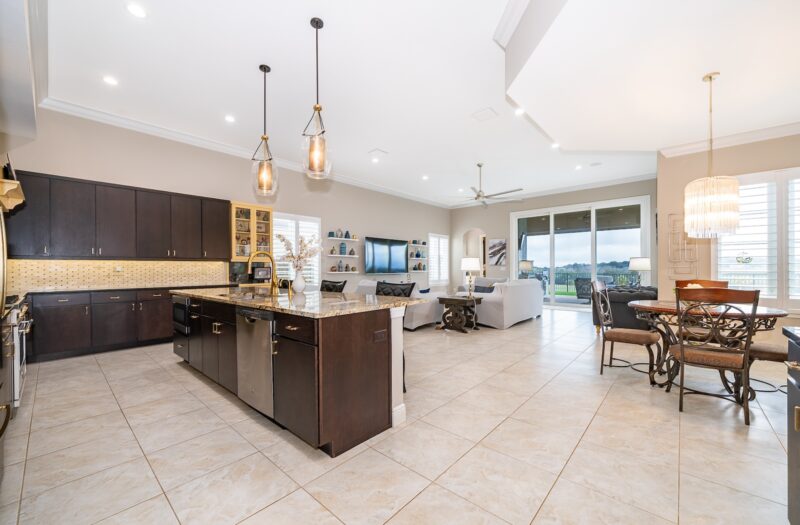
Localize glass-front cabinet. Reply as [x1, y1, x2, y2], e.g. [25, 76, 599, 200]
[231, 201, 273, 262]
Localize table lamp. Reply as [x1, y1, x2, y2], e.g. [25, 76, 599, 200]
[629, 257, 650, 287]
[461, 257, 481, 298]
[519, 260, 533, 278]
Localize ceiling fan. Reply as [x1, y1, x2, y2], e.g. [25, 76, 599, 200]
[467, 163, 523, 207]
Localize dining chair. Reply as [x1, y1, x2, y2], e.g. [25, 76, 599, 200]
[668, 287, 760, 424]
[320, 279, 347, 292]
[675, 279, 729, 288]
[375, 281, 416, 393]
[591, 280, 660, 385]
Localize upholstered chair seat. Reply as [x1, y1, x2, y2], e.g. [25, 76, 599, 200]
[668, 344, 746, 369]
[605, 328, 660, 346]
[748, 342, 787, 362]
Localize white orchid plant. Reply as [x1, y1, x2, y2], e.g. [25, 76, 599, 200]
[275, 234, 320, 272]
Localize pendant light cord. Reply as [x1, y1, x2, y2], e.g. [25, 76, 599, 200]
[315, 27, 320, 105]
[708, 75, 714, 177]
[263, 69, 267, 136]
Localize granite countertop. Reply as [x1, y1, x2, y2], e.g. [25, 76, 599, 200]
[16, 283, 237, 295]
[170, 287, 425, 319]
[783, 326, 800, 345]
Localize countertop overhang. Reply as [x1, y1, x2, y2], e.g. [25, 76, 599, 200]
[169, 287, 425, 319]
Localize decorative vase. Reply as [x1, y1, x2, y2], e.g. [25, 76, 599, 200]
[344, 230, 350, 239]
[349, 247, 356, 255]
[339, 242, 346, 255]
[416, 250, 421, 258]
[329, 246, 336, 255]
[328, 231, 335, 238]
[337, 260, 344, 272]
[292, 273, 306, 293]
[336, 228, 343, 238]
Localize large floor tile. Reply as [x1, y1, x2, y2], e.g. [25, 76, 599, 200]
[372, 420, 474, 480]
[166, 453, 297, 525]
[30, 395, 119, 431]
[455, 382, 530, 415]
[438, 445, 556, 525]
[232, 414, 289, 451]
[26, 410, 131, 459]
[240, 489, 341, 524]
[97, 494, 178, 525]
[387, 484, 505, 525]
[679, 474, 787, 525]
[511, 398, 597, 440]
[422, 398, 505, 441]
[18, 457, 161, 525]
[113, 380, 188, 409]
[132, 407, 226, 453]
[0, 462, 24, 506]
[147, 426, 256, 489]
[263, 432, 367, 486]
[481, 417, 580, 475]
[123, 391, 204, 428]
[306, 448, 429, 525]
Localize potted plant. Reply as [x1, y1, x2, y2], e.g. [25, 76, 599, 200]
[275, 234, 320, 293]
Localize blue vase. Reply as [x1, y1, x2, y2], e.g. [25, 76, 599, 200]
[339, 242, 346, 255]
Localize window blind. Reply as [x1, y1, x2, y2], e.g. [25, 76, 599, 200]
[428, 234, 449, 285]
[716, 182, 778, 297]
[789, 178, 800, 299]
[272, 213, 321, 286]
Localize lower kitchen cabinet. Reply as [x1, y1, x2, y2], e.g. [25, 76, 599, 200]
[273, 335, 319, 446]
[92, 302, 137, 347]
[32, 302, 92, 360]
[137, 297, 173, 342]
[201, 317, 220, 382]
[199, 307, 237, 394]
[188, 311, 203, 372]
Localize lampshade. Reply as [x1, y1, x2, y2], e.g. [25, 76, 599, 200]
[461, 257, 481, 272]
[519, 260, 533, 272]
[684, 176, 739, 238]
[628, 257, 651, 271]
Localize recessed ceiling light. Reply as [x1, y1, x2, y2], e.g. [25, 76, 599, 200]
[421, 175, 429, 181]
[575, 165, 582, 171]
[551, 142, 559, 149]
[371, 157, 379, 164]
[126, 3, 147, 18]
[457, 188, 464, 193]
[514, 107, 525, 116]
[102, 75, 119, 86]
[368, 148, 387, 164]
[224, 115, 235, 123]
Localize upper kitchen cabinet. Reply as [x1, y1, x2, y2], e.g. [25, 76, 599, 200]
[201, 199, 230, 259]
[50, 179, 96, 257]
[170, 195, 202, 258]
[136, 190, 171, 258]
[231, 202, 272, 262]
[6, 171, 50, 257]
[95, 185, 136, 258]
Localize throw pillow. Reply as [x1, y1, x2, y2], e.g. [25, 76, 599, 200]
[418, 288, 430, 294]
[474, 285, 494, 293]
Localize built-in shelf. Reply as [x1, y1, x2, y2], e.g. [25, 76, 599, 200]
[409, 270, 427, 273]
[408, 257, 426, 260]
[326, 254, 359, 258]
[409, 243, 427, 247]
[327, 236, 359, 242]
[325, 270, 360, 274]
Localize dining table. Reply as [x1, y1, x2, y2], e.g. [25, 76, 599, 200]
[628, 299, 789, 393]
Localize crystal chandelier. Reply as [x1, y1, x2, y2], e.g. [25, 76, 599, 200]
[684, 72, 739, 239]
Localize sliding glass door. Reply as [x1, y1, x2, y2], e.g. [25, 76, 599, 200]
[512, 196, 650, 307]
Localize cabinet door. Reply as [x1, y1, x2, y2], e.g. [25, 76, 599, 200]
[96, 185, 136, 258]
[273, 336, 319, 446]
[31, 305, 91, 359]
[201, 317, 219, 382]
[188, 313, 203, 371]
[136, 190, 171, 258]
[171, 195, 201, 259]
[136, 299, 173, 342]
[216, 321, 237, 394]
[50, 179, 96, 257]
[6, 172, 50, 257]
[92, 302, 137, 347]
[201, 199, 230, 259]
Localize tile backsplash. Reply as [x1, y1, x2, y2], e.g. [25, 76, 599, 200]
[8, 259, 230, 293]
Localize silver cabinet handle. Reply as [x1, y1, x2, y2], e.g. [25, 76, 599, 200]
[176, 343, 184, 348]
[152, 294, 162, 297]
[203, 250, 207, 257]
[190, 314, 199, 319]
[190, 303, 201, 308]
[43, 245, 48, 255]
[131, 303, 135, 311]
[57, 298, 69, 303]
[172, 250, 176, 257]
[91, 248, 95, 255]
[85, 306, 89, 315]
[167, 249, 170, 257]
[109, 296, 120, 300]
[139, 302, 143, 311]
[99, 247, 102, 255]
[284, 325, 300, 331]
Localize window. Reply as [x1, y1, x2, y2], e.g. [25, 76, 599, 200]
[272, 213, 321, 286]
[428, 233, 449, 285]
[713, 169, 800, 312]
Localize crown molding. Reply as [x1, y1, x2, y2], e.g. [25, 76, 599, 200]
[493, 0, 530, 49]
[659, 121, 800, 158]
[39, 97, 451, 209]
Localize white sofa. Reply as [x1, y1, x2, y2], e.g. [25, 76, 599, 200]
[458, 278, 544, 329]
[354, 280, 445, 330]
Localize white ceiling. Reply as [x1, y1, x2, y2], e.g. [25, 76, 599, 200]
[44, 0, 656, 207]
[508, 0, 800, 153]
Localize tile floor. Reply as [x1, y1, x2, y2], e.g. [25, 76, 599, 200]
[0, 308, 790, 524]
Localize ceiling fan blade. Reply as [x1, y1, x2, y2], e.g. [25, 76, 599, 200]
[470, 186, 480, 195]
[484, 188, 523, 198]
[481, 200, 489, 208]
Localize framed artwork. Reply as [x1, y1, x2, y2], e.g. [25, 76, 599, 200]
[488, 238, 507, 266]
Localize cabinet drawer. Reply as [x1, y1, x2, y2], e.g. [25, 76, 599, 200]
[91, 291, 137, 304]
[34, 292, 91, 307]
[202, 301, 236, 324]
[137, 289, 169, 301]
[275, 314, 317, 345]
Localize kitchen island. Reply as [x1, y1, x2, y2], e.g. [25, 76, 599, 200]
[170, 287, 423, 457]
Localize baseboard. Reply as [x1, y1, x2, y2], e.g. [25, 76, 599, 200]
[392, 403, 407, 427]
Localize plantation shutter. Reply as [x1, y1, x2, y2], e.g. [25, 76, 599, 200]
[428, 234, 449, 285]
[272, 213, 321, 286]
[789, 178, 800, 299]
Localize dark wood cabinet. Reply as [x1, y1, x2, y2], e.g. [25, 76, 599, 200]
[201, 317, 220, 382]
[173, 334, 189, 361]
[217, 321, 237, 394]
[137, 297, 173, 342]
[31, 303, 92, 359]
[6, 172, 50, 257]
[201, 199, 230, 259]
[136, 190, 171, 258]
[50, 179, 96, 257]
[188, 312, 203, 371]
[92, 302, 137, 347]
[171, 195, 202, 259]
[274, 335, 319, 446]
[95, 185, 136, 258]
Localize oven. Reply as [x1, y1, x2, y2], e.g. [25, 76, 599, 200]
[173, 295, 192, 335]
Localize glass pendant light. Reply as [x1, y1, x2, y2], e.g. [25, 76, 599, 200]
[302, 17, 331, 180]
[252, 64, 278, 197]
[684, 72, 739, 238]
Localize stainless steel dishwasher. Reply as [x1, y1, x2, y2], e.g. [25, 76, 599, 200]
[236, 308, 275, 418]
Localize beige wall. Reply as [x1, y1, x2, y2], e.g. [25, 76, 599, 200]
[449, 179, 658, 286]
[8, 110, 451, 292]
[656, 134, 800, 299]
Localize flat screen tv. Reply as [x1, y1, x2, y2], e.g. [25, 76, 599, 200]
[364, 237, 408, 274]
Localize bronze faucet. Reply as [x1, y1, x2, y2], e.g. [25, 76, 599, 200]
[245, 250, 281, 296]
